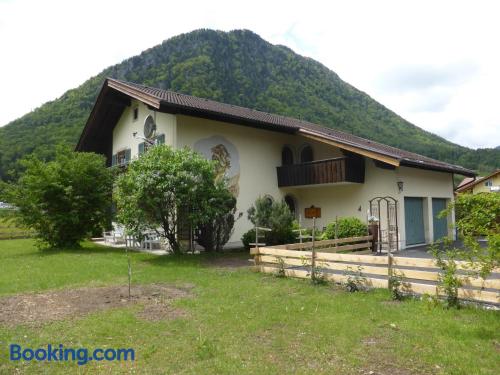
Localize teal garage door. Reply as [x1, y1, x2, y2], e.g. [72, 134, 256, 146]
[404, 197, 425, 246]
[432, 198, 448, 241]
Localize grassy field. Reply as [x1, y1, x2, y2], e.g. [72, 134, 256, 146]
[0, 210, 32, 240]
[0, 239, 498, 374]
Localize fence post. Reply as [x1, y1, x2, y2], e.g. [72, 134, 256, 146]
[250, 225, 271, 267]
[334, 215, 338, 250]
[311, 216, 316, 281]
[387, 251, 393, 292]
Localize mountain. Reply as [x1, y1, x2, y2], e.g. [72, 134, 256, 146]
[0, 29, 498, 180]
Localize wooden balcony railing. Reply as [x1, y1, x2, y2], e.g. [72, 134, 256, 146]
[276, 157, 365, 187]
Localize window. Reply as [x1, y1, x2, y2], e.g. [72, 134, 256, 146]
[284, 195, 297, 216]
[133, 107, 138, 121]
[264, 195, 274, 207]
[115, 149, 131, 166]
[300, 145, 313, 163]
[281, 146, 294, 165]
[485, 180, 493, 187]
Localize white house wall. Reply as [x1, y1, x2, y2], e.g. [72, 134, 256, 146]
[176, 114, 296, 244]
[112, 104, 456, 250]
[112, 100, 176, 156]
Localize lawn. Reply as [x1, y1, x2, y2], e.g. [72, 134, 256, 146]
[0, 210, 32, 240]
[0, 239, 498, 374]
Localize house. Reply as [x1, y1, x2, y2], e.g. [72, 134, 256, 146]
[455, 170, 500, 194]
[76, 78, 475, 250]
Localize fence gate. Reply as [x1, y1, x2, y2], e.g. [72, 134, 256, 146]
[369, 196, 399, 253]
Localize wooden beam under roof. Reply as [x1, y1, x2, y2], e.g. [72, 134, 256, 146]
[299, 129, 401, 167]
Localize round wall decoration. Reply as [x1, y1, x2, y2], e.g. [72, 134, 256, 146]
[143, 115, 157, 139]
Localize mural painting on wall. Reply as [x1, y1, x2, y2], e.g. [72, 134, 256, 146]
[194, 135, 240, 197]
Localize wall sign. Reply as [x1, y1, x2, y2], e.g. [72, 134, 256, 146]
[305, 206, 321, 219]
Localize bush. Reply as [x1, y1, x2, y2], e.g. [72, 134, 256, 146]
[247, 196, 273, 228]
[444, 193, 500, 237]
[246, 197, 295, 246]
[241, 229, 255, 250]
[196, 184, 238, 252]
[439, 193, 499, 281]
[266, 201, 295, 245]
[430, 240, 462, 308]
[1, 147, 113, 248]
[322, 217, 367, 240]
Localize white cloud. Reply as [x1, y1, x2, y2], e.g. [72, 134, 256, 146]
[0, 0, 499, 149]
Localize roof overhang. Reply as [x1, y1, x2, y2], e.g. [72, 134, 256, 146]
[456, 169, 500, 192]
[299, 129, 401, 167]
[76, 78, 477, 177]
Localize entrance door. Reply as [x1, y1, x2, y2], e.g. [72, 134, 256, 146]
[404, 197, 425, 246]
[432, 198, 448, 241]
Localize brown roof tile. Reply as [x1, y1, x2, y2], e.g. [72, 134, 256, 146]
[105, 78, 475, 176]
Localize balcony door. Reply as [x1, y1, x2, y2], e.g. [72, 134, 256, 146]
[282, 146, 294, 166]
[300, 145, 313, 163]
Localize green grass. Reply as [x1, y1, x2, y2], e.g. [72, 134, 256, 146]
[0, 239, 498, 374]
[0, 210, 32, 239]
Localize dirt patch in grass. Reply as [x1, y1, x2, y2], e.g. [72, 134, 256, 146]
[0, 283, 193, 327]
[358, 335, 433, 375]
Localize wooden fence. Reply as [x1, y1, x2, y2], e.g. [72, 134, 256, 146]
[251, 237, 500, 305]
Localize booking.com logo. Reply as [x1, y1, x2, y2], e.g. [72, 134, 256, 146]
[9, 344, 135, 366]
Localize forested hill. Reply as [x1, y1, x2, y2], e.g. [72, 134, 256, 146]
[0, 29, 498, 180]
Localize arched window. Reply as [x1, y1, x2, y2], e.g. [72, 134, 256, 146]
[281, 146, 294, 166]
[300, 145, 313, 163]
[264, 195, 274, 207]
[284, 194, 297, 216]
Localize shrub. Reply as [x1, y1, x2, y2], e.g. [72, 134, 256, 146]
[1, 147, 113, 248]
[247, 197, 295, 246]
[439, 194, 499, 280]
[322, 217, 367, 240]
[247, 196, 273, 228]
[195, 183, 238, 252]
[444, 193, 500, 237]
[389, 273, 405, 301]
[344, 266, 367, 292]
[430, 240, 462, 308]
[266, 201, 295, 245]
[241, 229, 255, 250]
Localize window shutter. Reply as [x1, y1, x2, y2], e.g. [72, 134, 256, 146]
[111, 154, 117, 166]
[138, 142, 145, 155]
[156, 133, 165, 145]
[125, 149, 131, 163]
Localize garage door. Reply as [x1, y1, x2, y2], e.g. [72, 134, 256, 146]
[432, 198, 448, 240]
[405, 197, 425, 246]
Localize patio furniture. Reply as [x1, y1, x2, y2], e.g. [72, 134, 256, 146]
[103, 224, 125, 244]
[142, 231, 162, 250]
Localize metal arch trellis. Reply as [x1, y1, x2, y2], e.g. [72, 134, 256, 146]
[369, 196, 399, 254]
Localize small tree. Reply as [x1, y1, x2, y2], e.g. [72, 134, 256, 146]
[430, 240, 462, 308]
[247, 197, 295, 245]
[195, 182, 238, 252]
[114, 145, 221, 254]
[1, 148, 113, 248]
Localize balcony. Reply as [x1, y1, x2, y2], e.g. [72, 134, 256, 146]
[276, 157, 365, 188]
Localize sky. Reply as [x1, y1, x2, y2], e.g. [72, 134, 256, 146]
[0, 0, 499, 149]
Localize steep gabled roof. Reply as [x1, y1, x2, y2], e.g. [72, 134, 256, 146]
[77, 78, 476, 176]
[456, 170, 500, 192]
